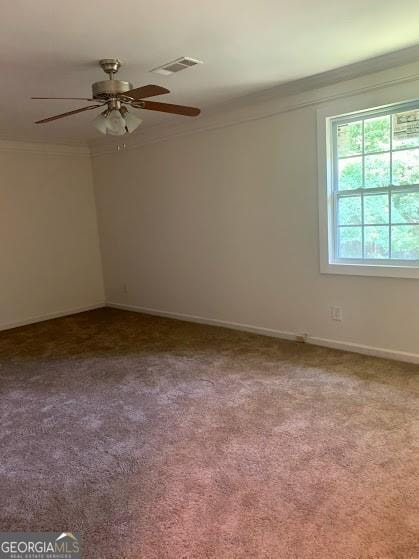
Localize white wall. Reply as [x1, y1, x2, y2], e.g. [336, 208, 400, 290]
[1, 142, 104, 330]
[92, 62, 419, 362]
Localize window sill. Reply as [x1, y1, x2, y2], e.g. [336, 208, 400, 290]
[321, 261, 419, 279]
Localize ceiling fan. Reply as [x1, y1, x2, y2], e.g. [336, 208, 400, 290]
[32, 58, 201, 136]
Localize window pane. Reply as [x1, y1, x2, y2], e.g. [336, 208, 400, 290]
[364, 226, 389, 258]
[364, 153, 390, 188]
[337, 121, 362, 157]
[364, 194, 389, 224]
[392, 134, 419, 150]
[338, 157, 363, 190]
[392, 149, 419, 186]
[338, 196, 362, 225]
[364, 115, 390, 153]
[391, 225, 419, 259]
[393, 109, 419, 149]
[338, 226, 362, 258]
[391, 192, 419, 224]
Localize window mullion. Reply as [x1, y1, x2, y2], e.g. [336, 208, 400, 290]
[338, 184, 419, 195]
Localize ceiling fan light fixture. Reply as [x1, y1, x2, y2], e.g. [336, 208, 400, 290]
[93, 107, 142, 136]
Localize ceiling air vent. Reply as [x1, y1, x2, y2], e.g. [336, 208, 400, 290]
[151, 57, 203, 76]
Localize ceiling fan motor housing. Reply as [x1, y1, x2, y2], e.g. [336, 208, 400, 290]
[92, 59, 132, 100]
[92, 80, 133, 100]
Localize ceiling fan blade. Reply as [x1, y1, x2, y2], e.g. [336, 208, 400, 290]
[124, 85, 170, 100]
[35, 104, 102, 124]
[139, 100, 200, 117]
[32, 97, 95, 101]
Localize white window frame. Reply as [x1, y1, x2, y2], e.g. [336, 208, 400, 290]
[318, 98, 419, 279]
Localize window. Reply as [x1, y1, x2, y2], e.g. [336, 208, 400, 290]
[319, 100, 419, 278]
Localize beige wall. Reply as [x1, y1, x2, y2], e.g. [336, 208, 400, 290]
[1, 143, 104, 329]
[92, 65, 419, 361]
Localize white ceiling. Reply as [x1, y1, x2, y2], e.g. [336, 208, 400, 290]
[2, 0, 419, 145]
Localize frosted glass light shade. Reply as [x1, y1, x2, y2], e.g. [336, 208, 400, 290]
[124, 110, 142, 133]
[107, 110, 126, 136]
[93, 112, 108, 134]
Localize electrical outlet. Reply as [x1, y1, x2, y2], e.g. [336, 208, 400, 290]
[330, 306, 342, 321]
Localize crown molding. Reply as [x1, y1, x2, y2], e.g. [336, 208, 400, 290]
[90, 54, 419, 157]
[0, 139, 90, 157]
[216, 42, 419, 106]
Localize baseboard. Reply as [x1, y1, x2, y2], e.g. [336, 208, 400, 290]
[307, 336, 419, 365]
[107, 301, 297, 341]
[107, 302, 419, 365]
[0, 302, 105, 332]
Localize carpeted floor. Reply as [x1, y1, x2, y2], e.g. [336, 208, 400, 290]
[0, 308, 418, 558]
